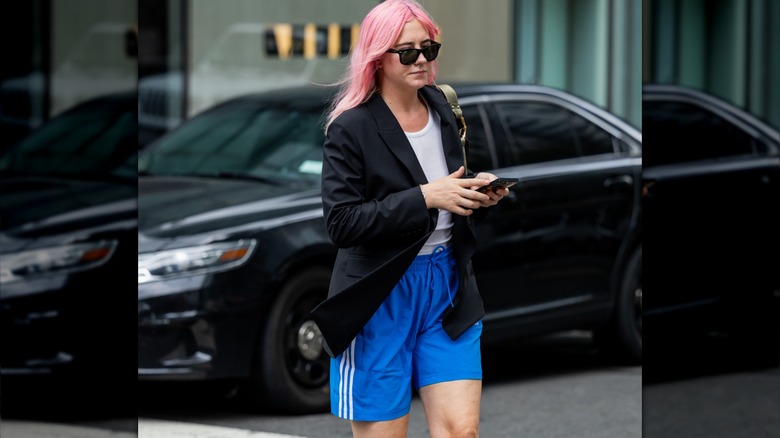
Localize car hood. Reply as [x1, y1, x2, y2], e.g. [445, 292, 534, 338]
[0, 176, 137, 252]
[138, 176, 323, 251]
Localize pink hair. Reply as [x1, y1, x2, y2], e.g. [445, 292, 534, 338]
[325, 0, 440, 129]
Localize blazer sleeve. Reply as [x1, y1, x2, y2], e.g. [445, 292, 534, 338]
[321, 115, 433, 249]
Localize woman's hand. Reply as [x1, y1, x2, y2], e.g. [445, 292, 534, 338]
[473, 172, 509, 207]
[419, 167, 506, 215]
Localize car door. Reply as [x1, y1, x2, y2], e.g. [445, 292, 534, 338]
[462, 93, 639, 326]
[642, 97, 780, 319]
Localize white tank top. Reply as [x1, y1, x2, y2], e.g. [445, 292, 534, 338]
[405, 105, 453, 255]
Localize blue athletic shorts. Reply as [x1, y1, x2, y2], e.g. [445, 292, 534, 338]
[330, 245, 483, 421]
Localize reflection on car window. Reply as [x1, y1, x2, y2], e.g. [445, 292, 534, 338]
[493, 101, 612, 166]
[461, 104, 493, 172]
[643, 101, 757, 166]
[0, 94, 137, 178]
[572, 111, 615, 156]
[139, 105, 325, 183]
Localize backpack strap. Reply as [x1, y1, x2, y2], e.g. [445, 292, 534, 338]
[438, 84, 469, 173]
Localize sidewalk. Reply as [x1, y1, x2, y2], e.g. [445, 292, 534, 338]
[0, 419, 308, 438]
[138, 419, 306, 438]
[0, 420, 135, 438]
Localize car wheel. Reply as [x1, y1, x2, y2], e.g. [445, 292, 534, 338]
[595, 246, 642, 364]
[242, 266, 331, 414]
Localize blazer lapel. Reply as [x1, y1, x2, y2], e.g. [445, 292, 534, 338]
[367, 94, 428, 184]
[420, 86, 465, 174]
[367, 87, 467, 183]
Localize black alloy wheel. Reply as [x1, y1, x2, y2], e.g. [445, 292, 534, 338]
[242, 266, 331, 414]
[595, 246, 642, 364]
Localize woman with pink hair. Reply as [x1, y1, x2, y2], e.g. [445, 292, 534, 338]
[311, 1, 508, 436]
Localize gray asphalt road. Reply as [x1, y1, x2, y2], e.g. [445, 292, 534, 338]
[133, 331, 643, 437]
[6, 329, 778, 437]
[643, 330, 780, 438]
[644, 368, 780, 438]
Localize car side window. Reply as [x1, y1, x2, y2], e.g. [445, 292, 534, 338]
[572, 112, 616, 156]
[492, 101, 612, 166]
[461, 104, 493, 172]
[643, 101, 756, 166]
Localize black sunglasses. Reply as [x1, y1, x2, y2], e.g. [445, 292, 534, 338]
[386, 42, 441, 65]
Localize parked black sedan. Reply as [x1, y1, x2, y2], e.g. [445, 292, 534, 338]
[642, 84, 780, 375]
[137, 83, 642, 414]
[0, 91, 138, 417]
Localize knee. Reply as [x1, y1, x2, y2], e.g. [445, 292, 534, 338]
[457, 427, 479, 438]
[440, 423, 479, 438]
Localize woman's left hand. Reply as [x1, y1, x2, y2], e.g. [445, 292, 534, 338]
[474, 172, 509, 207]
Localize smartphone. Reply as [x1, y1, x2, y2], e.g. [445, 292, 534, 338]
[476, 177, 519, 193]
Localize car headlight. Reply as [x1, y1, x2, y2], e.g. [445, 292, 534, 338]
[0, 240, 118, 285]
[138, 239, 257, 284]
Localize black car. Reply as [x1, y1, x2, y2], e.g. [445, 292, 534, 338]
[137, 83, 642, 414]
[642, 84, 780, 374]
[0, 91, 138, 416]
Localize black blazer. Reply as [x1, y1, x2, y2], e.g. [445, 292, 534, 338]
[310, 85, 486, 358]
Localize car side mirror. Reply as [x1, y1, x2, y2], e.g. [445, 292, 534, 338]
[125, 25, 138, 58]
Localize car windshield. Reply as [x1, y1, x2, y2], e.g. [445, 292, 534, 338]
[0, 93, 138, 180]
[138, 102, 326, 186]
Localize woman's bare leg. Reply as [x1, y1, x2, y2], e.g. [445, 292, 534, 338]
[419, 380, 481, 438]
[351, 414, 410, 438]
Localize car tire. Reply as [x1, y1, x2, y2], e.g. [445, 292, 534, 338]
[595, 246, 642, 364]
[241, 266, 331, 414]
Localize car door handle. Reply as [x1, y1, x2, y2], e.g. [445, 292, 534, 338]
[603, 175, 633, 188]
[642, 179, 656, 198]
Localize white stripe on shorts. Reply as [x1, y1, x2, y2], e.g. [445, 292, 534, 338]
[338, 339, 356, 420]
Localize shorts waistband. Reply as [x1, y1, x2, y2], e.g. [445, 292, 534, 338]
[411, 244, 452, 267]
